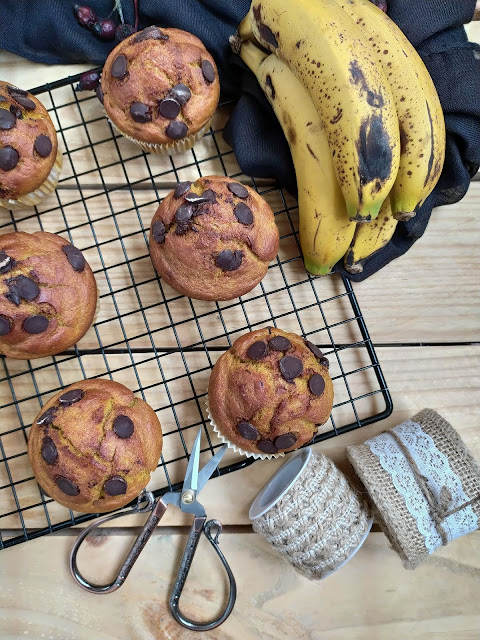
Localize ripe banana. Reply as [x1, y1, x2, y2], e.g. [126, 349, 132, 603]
[344, 196, 397, 273]
[239, 40, 356, 275]
[239, 0, 400, 222]
[335, 0, 445, 220]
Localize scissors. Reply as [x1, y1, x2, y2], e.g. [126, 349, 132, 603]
[70, 429, 236, 631]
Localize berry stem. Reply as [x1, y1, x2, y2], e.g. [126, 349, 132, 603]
[133, 0, 139, 31]
[114, 0, 124, 24]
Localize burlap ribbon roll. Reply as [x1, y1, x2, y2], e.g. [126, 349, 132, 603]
[249, 448, 372, 580]
[347, 409, 480, 569]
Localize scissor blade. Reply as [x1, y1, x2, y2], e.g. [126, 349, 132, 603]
[182, 428, 202, 493]
[197, 444, 228, 494]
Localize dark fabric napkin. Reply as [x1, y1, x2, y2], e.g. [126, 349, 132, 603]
[1, 0, 479, 280]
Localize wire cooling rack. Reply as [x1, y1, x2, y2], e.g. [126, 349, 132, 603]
[0, 71, 392, 548]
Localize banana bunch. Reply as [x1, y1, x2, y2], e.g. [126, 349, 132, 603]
[232, 0, 445, 275]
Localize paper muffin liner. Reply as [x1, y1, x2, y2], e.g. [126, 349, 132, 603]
[205, 394, 285, 461]
[0, 149, 63, 211]
[108, 117, 213, 156]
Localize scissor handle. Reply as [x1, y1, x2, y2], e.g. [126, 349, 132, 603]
[169, 517, 237, 631]
[70, 492, 167, 594]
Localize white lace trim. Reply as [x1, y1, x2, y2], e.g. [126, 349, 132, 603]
[366, 420, 477, 553]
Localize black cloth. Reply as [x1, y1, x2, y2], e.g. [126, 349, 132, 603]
[1, 0, 478, 280]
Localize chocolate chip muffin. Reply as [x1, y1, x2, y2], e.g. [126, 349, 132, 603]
[0, 81, 62, 210]
[149, 175, 279, 300]
[0, 231, 97, 359]
[100, 26, 220, 155]
[208, 328, 334, 457]
[28, 379, 163, 513]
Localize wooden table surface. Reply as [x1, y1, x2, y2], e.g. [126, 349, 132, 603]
[1, 21, 479, 640]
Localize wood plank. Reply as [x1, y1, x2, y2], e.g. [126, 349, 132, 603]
[0, 345, 477, 530]
[0, 529, 479, 639]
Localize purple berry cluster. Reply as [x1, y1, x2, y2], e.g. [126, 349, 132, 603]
[73, 3, 135, 42]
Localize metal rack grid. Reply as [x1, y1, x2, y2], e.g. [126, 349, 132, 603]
[0, 71, 392, 549]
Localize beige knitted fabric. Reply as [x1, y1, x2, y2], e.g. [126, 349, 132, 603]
[252, 451, 371, 580]
[347, 409, 480, 569]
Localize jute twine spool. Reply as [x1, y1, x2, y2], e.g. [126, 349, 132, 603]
[250, 448, 372, 580]
[347, 409, 480, 569]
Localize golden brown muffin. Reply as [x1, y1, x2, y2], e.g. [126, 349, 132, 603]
[208, 328, 333, 455]
[100, 26, 220, 154]
[149, 175, 279, 300]
[0, 81, 62, 209]
[28, 379, 163, 513]
[0, 231, 97, 359]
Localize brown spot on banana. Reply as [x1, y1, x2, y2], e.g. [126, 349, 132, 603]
[330, 108, 343, 124]
[265, 74, 275, 100]
[349, 60, 384, 108]
[253, 4, 278, 48]
[356, 115, 393, 188]
[307, 144, 319, 161]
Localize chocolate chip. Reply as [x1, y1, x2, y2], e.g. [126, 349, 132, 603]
[9, 105, 22, 120]
[152, 220, 165, 244]
[175, 223, 189, 236]
[0, 95, 6, 102]
[215, 249, 243, 272]
[59, 388, 84, 405]
[96, 84, 104, 104]
[320, 357, 330, 369]
[237, 421, 258, 440]
[104, 476, 127, 496]
[159, 97, 180, 119]
[111, 54, 128, 79]
[170, 83, 191, 105]
[56, 476, 79, 496]
[234, 203, 253, 225]
[11, 94, 36, 111]
[268, 336, 291, 351]
[130, 102, 151, 123]
[166, 121, 188, 139]
[274, 433, 297, 450]
[279, 355, 303, 381]
[62, 245, 86, 272]
[246, 341, 268, 360]
[0, 109, 16, 130]
[0, 146, 19, 171]
[41, 437, 58, 465]
[0, 251, 13, 273]
[34, 134, 52, 158]
[36, 407, 57, 426]
[305, 340, 323, 360]
[133, 26, 169, 43]
[15, 276, 39, 301]
[227, 182, 248, 198]
[185, 190, 215, 204]
[7, 86, 27, 97]
[201, 60, 216, 83]
[174, 181, 191, 198]
[175, 203, 194, 223]
[0, 316, 11, 336]
[309, 374, 325, 396]
[6, 285, 20, 306]
[113, 415, 134, 439]
[257, 439, 278, 454]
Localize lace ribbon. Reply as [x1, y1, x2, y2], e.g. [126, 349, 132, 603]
[366, 420, 478, 553]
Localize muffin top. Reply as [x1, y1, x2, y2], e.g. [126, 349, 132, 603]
[149, 175, 279, 300]
[0, 231, 97, 359]
[0, 81, 58, 199]
[208, 328, 334, 455]
[28, 379, 163, 513]
[100, 27, 220, 145]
